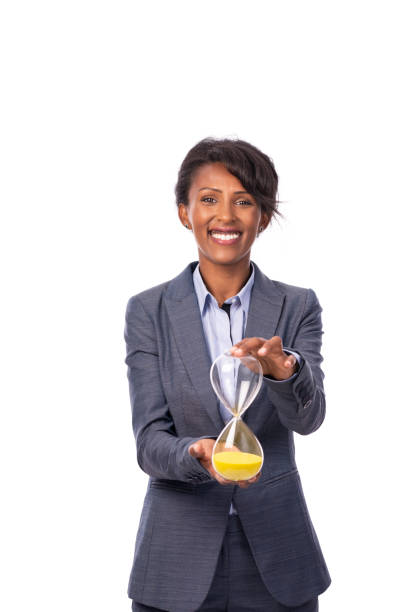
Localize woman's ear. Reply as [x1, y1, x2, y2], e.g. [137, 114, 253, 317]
[261, 211, 272, 230]
[178, 203, 188, 228]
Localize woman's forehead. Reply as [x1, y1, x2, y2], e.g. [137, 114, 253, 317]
[190, 162, 246, 192]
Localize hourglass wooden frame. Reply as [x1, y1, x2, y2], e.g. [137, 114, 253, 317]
[210, 349, 264, 481]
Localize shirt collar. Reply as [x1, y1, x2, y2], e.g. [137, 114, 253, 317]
[193, 261, 255, 316]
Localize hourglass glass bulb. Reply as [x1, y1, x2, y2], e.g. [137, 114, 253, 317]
[210, 352, 264, 481]
[210, 351, 263, 418]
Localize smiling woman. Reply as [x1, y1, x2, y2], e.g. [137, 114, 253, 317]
[125, 137, 331, 611]
[176, 144, 282, 307]
[179, 161, 266, 262]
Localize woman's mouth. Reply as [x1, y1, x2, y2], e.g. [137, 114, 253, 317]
[208, 230, 242, 245]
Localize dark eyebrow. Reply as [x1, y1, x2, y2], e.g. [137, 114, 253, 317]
[198, 187, 250, 195]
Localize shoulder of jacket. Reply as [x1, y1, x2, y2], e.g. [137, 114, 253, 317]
[268, 280, 320, 315]
[270, 278, 311, 298]
[126, 279, 171, 312]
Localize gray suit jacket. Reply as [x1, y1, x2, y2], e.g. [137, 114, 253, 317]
[124, 260, 331, 610]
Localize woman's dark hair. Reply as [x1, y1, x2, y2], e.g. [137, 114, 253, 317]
[175, 137, 283, 227]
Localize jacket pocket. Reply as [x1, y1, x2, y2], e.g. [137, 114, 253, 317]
[149, 478, 196, 494]
[261, 468, 298, 487]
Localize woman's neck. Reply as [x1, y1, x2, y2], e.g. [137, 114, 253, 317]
[197, 256, 252, 307]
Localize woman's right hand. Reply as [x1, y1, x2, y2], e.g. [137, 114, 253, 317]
[188, 438, 261, 488]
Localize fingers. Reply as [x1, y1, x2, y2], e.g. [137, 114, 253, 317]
[216, 475, 235, 486]
[230, 336, 283, 358]
[283, 353, 297, 369]
[257, 338, 283, 357]
[209, 467, 235, 485]
[189, 438, 215, 460]
[188, 442, 203, 459]
[188, 444, 198, 458]
[230, 337, 298, 379]
[212, 467, 259, 487]
[237, 471, 262, 488]
[193, 440, 262, 488]
[212, 469, 262, 487]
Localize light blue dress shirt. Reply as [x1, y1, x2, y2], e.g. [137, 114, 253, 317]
[192, 261, 302, 514]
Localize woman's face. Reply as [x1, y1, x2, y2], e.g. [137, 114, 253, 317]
[178, 162, 269, 267]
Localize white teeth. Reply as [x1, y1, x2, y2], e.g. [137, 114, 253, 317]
[210, 232, 240, 240]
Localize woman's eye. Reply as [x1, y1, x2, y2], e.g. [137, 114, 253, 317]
[201, 197, 252, 206]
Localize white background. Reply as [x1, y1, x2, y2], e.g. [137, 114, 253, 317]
[1, 1, 407, 610]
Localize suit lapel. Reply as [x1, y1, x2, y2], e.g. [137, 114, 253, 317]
[165, 286, 224, 432]
[164, 261, 285, 434]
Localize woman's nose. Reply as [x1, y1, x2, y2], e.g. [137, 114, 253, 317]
[216, 201, 237, 221]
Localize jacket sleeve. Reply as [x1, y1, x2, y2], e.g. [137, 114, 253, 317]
[262, 288, 326, 435]
[124, 296, 213, 484]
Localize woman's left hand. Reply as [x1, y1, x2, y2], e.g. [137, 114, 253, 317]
[230, 336, 299, 380]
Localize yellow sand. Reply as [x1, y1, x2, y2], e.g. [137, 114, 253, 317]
[213, 451, 262, 481]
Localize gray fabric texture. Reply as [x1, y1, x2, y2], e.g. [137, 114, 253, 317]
[124, 260, 331, 611]
[131, 516, 319, 611]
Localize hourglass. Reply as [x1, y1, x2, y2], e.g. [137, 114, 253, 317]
[210, 349, 264, 481]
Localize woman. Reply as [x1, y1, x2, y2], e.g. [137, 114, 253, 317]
[124, 137, 331, 611]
